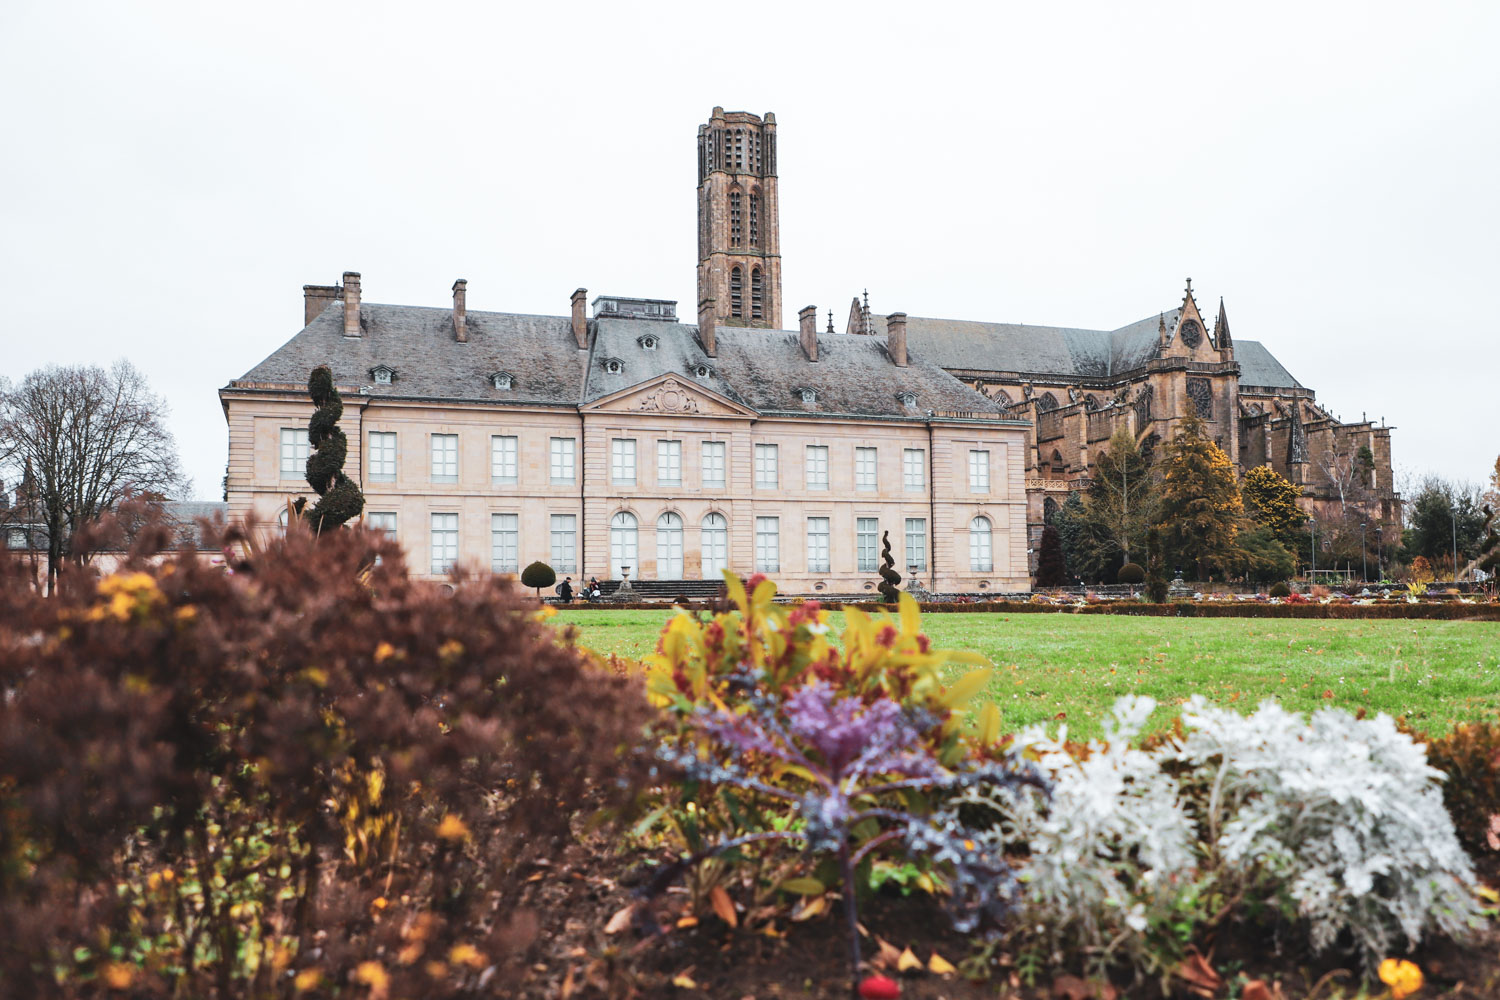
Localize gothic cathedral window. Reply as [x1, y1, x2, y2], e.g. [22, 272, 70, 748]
[730, 191, 742, 248]
[730, 266, 743, 318]
[751, 268, 763, 321]
[749, 192, 759, 247]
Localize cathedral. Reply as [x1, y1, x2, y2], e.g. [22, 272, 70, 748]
[219, 106, 1396, 589]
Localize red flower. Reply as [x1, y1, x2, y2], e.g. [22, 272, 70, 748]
[746, 573, 769, 593]
[876, 625, 899, 648]
[859, 974, 901, 999]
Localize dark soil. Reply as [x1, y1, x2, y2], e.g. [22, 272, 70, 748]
[510, 832, 1500, 1000]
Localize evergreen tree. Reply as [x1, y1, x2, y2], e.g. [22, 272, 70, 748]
[1052, 492, 1118, 583]
[1034, 524, 1068, 588]
[1156, 411, 1243, 580]
[1144, 526, 1169, 603]
[297, 365, 365, 533]
[1241, 464, 1306, 548]
[877, 530, 903, 603]
[1084, 427, 1157, 565]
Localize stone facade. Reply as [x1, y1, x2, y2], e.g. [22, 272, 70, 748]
[697, 108, 782, 331]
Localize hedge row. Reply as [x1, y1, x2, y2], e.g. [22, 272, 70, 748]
[831, 600, 1500, 621]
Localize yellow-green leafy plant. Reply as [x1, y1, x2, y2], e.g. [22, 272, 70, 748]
[637, 573, 1013, 921]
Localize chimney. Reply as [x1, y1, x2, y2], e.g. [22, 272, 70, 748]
[303, 283, 342, 326]
[452, 279, 468, 342]
[798, 305, 818, 361]
[697, 297, 717, 357]
[342, 271, 362, 338]
[887, 311, 908, 367]
[570, 288, 588, 350]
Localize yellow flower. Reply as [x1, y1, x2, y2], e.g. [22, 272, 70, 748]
[1379, 958, 1423, 999]
[436, 813, 470, 842]
[448, 943, 487, 969]
[101, 962, 135, 989]
[354, 960, 390, 996]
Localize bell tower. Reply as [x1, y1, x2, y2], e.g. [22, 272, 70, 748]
[697, 107, 782, 330]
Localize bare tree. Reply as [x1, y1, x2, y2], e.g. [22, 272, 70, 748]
[0, 361, 187, 593]
[1313, 436, 1373, 517]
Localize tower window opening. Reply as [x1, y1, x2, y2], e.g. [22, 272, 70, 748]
[730, 266, 744, 319]
[751, 268, 764, 321]
[749, 193, 759, 246]
[730, 191, 742, 247]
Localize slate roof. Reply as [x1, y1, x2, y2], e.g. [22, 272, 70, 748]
[233, 305, 1008, 420]
[233, 302, 587, 406]
[865, 308, 1302, 387]
[585, 319, 1007, 418]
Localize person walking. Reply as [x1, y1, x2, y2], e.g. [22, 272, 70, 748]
[557, 576, 574, 604]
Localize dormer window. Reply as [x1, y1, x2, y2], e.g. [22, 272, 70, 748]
[897, 391, 918, 409]
[639, 335, 658, 350]
[800, 388, 818, 404]
[490, 372, 514, 390]
[604, 358, 624, 375]
[692, 364, 713, 379]
[370, 365, 395, 385]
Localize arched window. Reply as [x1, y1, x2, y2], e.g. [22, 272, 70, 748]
[1043, 497, 1060, 524]
[1036, 392, 1059, 412]
[749, 191, 760, 246]
[969, 516, 993, 572]
[730, 191, 743, 247]
[1084, 393, 1100, 411]
[751, 268, 764, 321]
[701, 512, 728, 579]
[657, 512, 684, 578]
[1050, 449, 1065, 479]
[277, 508, 291, 535]
[730, 266, 743, 318]
[990, 387, 1012, 408]
[610, 512, 638, 579]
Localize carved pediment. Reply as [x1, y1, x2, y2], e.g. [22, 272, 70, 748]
[585, 375, 756, 418]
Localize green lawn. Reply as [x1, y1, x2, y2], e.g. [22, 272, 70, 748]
[555, 608, 1500, 740]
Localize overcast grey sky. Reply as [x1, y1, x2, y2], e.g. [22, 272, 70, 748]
[3, 1, 1497, 500]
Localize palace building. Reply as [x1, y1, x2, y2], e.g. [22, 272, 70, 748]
[221, 106, 1395, 589]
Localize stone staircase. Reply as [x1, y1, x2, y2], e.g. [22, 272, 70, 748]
[596, 579, 725, 602]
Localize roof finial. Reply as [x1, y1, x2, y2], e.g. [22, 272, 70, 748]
[826, 309, 834, 334]
[862, 289, 871, 336]
[1185, 277, 1193, 295]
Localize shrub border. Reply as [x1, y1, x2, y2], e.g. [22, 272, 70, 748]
[558, 600, 1500, 621]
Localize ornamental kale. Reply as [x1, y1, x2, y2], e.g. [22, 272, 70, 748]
[648, 677, 1046, 999]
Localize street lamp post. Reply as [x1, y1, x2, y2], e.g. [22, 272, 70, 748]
[1452, 505, 1460, 585]
[1310, 517, 1317, 584]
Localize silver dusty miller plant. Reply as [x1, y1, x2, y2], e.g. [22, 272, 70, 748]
[1001, 695, 1483, 979]
[644, 674, 1047, 999]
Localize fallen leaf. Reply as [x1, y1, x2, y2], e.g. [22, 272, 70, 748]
[1475, 882, 1500, 904]
[709, 885, 738, 928]
[672, 972, 697, 989]
[873, 937, 903, 970]
[1240, 980, 1272, 1000]
[603, 904, 635, 935]
[928, 951, 957, 975]
[1175, 947, 1221, 998]
[559, 967, 576, 999]
[791, 896, 827, 921]
[1051, 975, 1091, 1000]
[897, 947, 923, 973]
[675, 916, 699, 929]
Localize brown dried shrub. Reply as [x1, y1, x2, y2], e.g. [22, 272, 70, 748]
[0, 515, 650, 997]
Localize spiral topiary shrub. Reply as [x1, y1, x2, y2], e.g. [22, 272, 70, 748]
[298, 365, 365, 533]
[1116, 562, 1145, 585]
[520, 560, 556, 596]
[876, 530, 902, 603]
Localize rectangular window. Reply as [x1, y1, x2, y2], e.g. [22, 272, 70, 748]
[491, 513, 518, 573]
[279, 428, 309, 479]
[855, 447, 878, 491]
[806, 517, 830, 573]
[701, 441, 726, 488]
[367, 511, 397, 540]
[755, 517, 780, 573]
[657, 439, 682, 487]
[969, 449, 990, 492]
[857, 517, 879, 572]
[550, 514, 577, 572]
[611, 438, 637, 486]
[368, 431, 397, 482]
[754, 443, 778, 489]
[970, 519, 993, 572]
[490, 435, 518, 484]
[430, 513, 458, 575]
[431, 433, 458, 483]
[805, 445, 829, 490]
[550, 437, 576, 485]
[904, 517, 928, 571]
[903, 448, 925, 491]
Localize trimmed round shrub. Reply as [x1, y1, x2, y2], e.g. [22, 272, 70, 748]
[521, 560, 556, 596]
[1268, 581, 1292, 598]
[1116, 562, 1145, 585]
